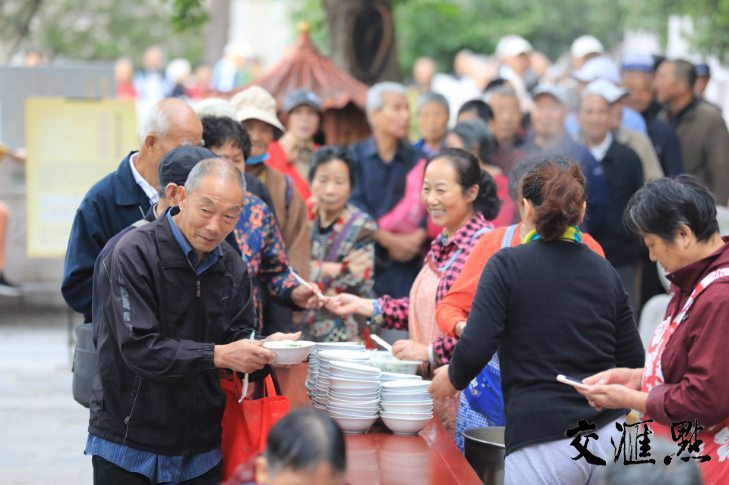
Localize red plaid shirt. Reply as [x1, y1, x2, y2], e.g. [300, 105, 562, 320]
[374, 213, 492, 362]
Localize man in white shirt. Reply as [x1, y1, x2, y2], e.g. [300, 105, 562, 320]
[62, 98, 203, 322]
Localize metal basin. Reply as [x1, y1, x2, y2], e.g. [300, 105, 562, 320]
[462, 427, 505, 485]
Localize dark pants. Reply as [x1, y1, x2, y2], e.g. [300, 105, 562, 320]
[92, 455, 223, 485]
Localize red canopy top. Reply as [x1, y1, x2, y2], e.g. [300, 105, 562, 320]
[247, 23, 368, 111]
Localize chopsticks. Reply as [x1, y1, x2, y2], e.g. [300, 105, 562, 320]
[288, 265, 327, 301]
[371, 334, 393, 352]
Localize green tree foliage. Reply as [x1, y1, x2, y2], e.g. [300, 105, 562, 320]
[625, 0, 729, 62]
[394, 0, 626, 75]
[1, 0, 205, 66]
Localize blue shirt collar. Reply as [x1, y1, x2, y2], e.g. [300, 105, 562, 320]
[165, 209, 224, 275]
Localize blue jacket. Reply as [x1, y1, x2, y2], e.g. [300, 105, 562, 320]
[523, 134, 609, 233]
[62, 153, 151, 322]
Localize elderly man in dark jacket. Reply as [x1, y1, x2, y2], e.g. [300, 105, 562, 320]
[62, 98, 204, 322]
[656, 59, 729, 203]
[86, 158, 300, 484]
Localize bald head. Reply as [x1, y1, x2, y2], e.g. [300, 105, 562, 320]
[139, 98, 204, 173]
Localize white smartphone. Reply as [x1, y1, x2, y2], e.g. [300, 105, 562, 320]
[557, 374, 590, 391]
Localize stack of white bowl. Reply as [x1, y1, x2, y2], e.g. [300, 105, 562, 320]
[313, 348, 370, 410]
[306, 342, 364, 405]
[326, 361, 381, 434]
[379, 380, 434, 435]
[379, 371, 422, 384]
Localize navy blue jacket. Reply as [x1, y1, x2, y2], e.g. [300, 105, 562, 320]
[646, 119, 685, 177]
[62, 153, 151, 322]
[643, 100, 684, 177]
[523, 135, 609, 233]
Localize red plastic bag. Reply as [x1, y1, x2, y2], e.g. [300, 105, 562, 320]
[219, 374, 289, 480]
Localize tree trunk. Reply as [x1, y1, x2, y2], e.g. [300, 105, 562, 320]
[204, 0, 230, 65]
[323, 0, 400, 85]
[2, 0, 44, 63]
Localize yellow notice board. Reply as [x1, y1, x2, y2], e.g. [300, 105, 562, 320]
[25, 98, 138, 257]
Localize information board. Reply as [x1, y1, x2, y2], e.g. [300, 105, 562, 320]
[25, 98, 138, 257]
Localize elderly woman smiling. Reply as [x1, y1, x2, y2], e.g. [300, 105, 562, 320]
[580, 176, 729, 484]
[328, 148, 501, 436]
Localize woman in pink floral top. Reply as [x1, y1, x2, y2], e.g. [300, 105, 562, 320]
[328, 148, 501, 436]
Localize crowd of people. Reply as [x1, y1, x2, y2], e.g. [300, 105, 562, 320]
[34, 32, 729, 485]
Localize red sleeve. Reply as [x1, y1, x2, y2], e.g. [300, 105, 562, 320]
[645, 289, 729, 427]
[583, 233, 605, 258]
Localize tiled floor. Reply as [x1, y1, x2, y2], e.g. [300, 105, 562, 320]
[0, 311, 93, 484]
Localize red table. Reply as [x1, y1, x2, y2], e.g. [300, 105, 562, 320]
[275, 365, 482, 485]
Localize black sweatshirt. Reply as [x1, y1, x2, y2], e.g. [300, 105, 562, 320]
[448, 240, 645, 456]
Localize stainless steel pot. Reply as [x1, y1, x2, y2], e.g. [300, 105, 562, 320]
[462, 426, 505, 485]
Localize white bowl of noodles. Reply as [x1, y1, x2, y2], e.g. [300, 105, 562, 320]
[263, 340, 315, 365]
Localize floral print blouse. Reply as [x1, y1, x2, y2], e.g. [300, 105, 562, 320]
[303, 204, 377, 342]
[233, 192, 299, 327]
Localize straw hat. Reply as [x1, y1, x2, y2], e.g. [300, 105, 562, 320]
[230, 86, 284, 139]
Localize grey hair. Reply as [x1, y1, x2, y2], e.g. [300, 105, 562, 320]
[140, 102, 171, 142]
[484, 85, 519, 103]
[184, 158, 246, 197]
[598, 438, 702, 485]
[366, 82, 407, 121]
[417, 92, 450, 115]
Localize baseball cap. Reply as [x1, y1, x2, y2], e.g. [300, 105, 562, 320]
[573, 56, 621, 84]
[193, 98, 237, 119]
[532, 85, 568, 105]
[571, 35, 605, 59]
[230, 86, 285, 139]
[583, 79, 628, 104]
[283, 88, 322, 113]
[158, 145, 218, 189]
[621, 52, 655, 72]
[496, 35, 533, 58]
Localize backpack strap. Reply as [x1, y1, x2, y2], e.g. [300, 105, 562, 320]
[501, 224, 518, 249]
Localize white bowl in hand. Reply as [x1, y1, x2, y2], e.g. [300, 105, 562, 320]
[263, 340, 315, 365]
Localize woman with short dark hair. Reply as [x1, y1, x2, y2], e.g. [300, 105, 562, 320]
[303, 145, 377, 342]
[430, 158, 644, 483]
[223, 407, 347, 485]
[581, 176, 729, 485]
